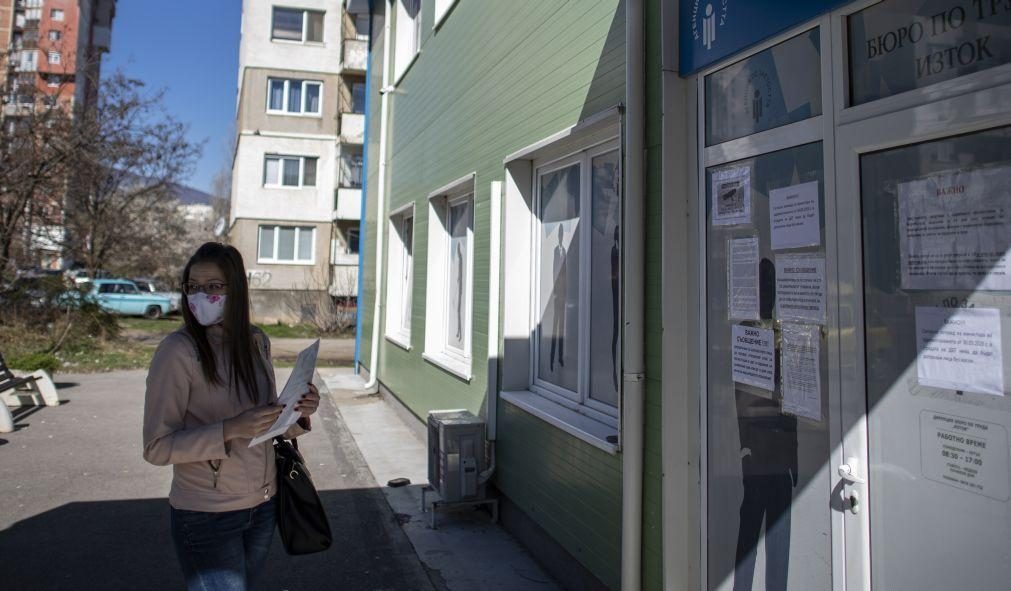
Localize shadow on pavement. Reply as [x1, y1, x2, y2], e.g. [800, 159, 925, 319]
[0, 487, 435, 591]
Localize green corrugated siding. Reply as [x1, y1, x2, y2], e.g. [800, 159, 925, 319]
[356, 1, 671, 589]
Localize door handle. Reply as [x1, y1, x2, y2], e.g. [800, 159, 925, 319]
[838, 457, 866, 485]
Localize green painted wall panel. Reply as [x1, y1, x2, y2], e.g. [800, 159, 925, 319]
[358, 1, 674, 589]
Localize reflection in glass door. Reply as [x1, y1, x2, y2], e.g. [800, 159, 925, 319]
[705, 142, 833, 591]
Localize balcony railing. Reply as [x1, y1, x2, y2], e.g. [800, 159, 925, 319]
[340, 112, 365, 145]
[342, 39, 368, 73]
[330, 259, 359, 297]
[334, 187, 362, 221]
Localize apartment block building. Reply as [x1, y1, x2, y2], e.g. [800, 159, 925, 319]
[230, 0, 368, 323]
[1, 0, 116, 270]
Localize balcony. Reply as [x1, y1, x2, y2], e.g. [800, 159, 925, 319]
[340, 112, 365, 145]
[342, 39, 368, 73]
[92, 25, 112, 53]
[330, 258, 359, 297]
[334, 187, 362, 221]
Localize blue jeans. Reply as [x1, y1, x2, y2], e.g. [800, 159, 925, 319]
[171, 499, 276, 591]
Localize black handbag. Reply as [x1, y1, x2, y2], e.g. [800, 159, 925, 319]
[273, 436, 332, 555]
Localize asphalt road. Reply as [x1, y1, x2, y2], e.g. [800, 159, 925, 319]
[0, 370, 436, 591]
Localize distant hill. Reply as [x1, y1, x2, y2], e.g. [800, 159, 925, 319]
[171, 183, 216, 206]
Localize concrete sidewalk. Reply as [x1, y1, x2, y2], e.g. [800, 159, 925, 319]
[320, 368, 559, 591]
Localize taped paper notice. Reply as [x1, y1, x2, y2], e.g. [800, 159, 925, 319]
[780, 323, 821, 422]
[732, 325, 775, 391]
[915, 307, 1004, 397]
[898, 167, 1011, 291]
[776, 254, 826, 325]
[729, 236, 760, 320]
[712, 166, 752, 226]
[920, 410, 1010, 501]
[770, 180, 820, 250]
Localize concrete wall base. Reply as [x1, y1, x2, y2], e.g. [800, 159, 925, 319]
[495, 490, 609, 591]
[250, 289, 330, 325]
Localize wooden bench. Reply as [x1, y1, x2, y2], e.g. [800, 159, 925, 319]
[0, 352, 60, 433]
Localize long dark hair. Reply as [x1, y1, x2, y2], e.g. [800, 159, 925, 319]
[181, 242, 264, 403]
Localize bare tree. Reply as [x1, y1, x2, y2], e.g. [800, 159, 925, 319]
[62, 73, 201, 277]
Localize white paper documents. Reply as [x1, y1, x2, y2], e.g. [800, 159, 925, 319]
[898, 167, 1011, 291]
[770, 180, 820, 250]
[712, 166, 752, 226]
[915, 307, 1004, 397]
[780, 323, 822, 422]
[729, 236, 760, 320]
[776, 254, 826, 325]
[250, 339, 320, 446]
[732, 324, 776, 391]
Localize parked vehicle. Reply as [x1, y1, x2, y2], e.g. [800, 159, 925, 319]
[66, 279, 173, 319]
[132, 277, 182, 313]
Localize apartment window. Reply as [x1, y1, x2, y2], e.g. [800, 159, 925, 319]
[263, 155, 318, 188]
[340, 152, 363, 188]
[267, 78, 322, 115]
[385, 207, 415, 348]
[50, 9, 64, 21]
[354, 14, 371, 40]
[48, 30, 61, 42]
[347, 228, 360, 254]
[351, 82, 366, 114]
[48, 52, 61, 65]
[257, 225, 315, 264]
[272, 7, 324, 43]
[394, 0, 421, 81]
[423, 176, 474, 379]
[500, 113, 623, 449]
[46, 75, 59, 88]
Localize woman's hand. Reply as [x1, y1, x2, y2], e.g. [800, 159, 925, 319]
[295, 383, 320, 418]
[223, 404, 284, 441]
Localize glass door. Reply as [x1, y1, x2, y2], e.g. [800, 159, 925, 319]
[834, 79, 1011, 591]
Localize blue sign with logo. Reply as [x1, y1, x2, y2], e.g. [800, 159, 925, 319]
[679, 0, 849, 75]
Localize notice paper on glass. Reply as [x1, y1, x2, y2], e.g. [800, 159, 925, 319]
[732, 324, 776, 391]
[898, 167, 1011, 291]
[249, 339, 320, 447]
[711, 166, 752, 226]
[915, 307, 1004, 397]
[770, 180, 820, 250]
[780, 323, 822, 422]
[776, 254, 826, 325]
[728, 236, 760, 320]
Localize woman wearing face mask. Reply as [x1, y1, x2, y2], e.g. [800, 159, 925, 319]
[143, 242, 321, 591]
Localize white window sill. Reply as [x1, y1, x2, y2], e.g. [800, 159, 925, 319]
[385, 332, 412, 351]
[271, 39, 326, 47]
[255, 259, 316, 266]
[266, 110, 323, 119]
[262, 185, 317, 191]
[422, 350, 472, 382]
[500, 390, 619, 455]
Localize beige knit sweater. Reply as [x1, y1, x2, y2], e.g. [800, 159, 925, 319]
[143, 326, 307, 512]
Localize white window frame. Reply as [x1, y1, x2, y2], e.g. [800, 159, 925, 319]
[423, 174, 476, 380]
[50, 9, 64, 22]
[263, 154, 318, 189]
[500, 108, 623, 453]
[270, 6, 324, 44]
[433, 0, 458, 29]
[256, 225, 316, 265]
[48, 30, 61, 42]
[385, 204, 415, 350]
[47, 51, 60, 65]
[266, 78, 323, 116]
[393, 0, 422, 83]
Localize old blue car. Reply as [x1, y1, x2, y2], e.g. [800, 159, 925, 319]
[79, 279, 174, 319]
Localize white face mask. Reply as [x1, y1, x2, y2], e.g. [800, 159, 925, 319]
[188, 293, 226, 326]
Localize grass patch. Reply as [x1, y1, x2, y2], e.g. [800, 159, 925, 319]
[259, 323, 330, 339]
[119, 317, 182, 336]
[58, 340, 158, 372]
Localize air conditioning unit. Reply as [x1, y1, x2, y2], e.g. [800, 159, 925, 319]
[427, 410, 486, 503]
